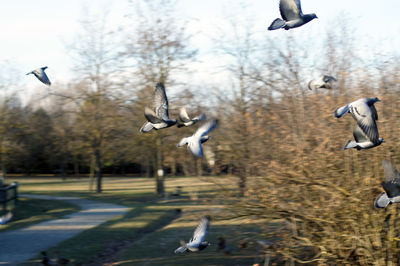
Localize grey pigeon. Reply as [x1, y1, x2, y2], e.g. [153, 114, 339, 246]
[140, 83, 177, 133]
[375, 160, 400, 208]
[308, 75, 337, 90]
[177, 119, 218, 158]
[334, 97, 384, 150]
[175, 216, 211, 254]
[0, 212, 12, 225]
[26, 66, 51, 86]
[268, 0, 317, 31]
[177, 107, 206, 128]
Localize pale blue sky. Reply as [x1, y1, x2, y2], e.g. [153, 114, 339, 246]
[1, 0, 399, 97]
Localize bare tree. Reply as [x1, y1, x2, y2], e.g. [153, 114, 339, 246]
[124, 0, 197, 196]
[62, 10, 126, 193]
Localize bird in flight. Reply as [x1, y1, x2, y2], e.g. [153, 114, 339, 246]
[177, 119, 218, 158]
[140, 83, 177, 133]
[375, 160, 400, 208]
[175, 216, 211, 254]
[26, 66, 51, 86]
[268, 0, 317, 31]
[334, 97, 384, 150]
[308, 75, 337, 90]
[177, 107, 206, 128]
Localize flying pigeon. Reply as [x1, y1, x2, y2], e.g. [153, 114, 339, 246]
[140, 83, 177, 133]
[268, 0, 317, 31]
[0, 212, 12, 225]
[26, 66, 51, 86]
[177, 119, 218, 158]
[177, 107, 206, 128]
[334, 97, 384, 150]
[174, 216, 211, 254]
[308, 75, 337, 90]
[375, 160, 400, 208]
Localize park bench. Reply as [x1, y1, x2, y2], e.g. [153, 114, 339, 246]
[0, 181, 18, 211]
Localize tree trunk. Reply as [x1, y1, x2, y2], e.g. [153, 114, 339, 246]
[155, 136, 164, 196]
[74, 156, 80, 177]
[95, 149, 103, 193]
[89, 154, 95, 191]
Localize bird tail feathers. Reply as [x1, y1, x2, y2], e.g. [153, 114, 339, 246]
[268, 18, 286, 30]
[140, 122, 154, 133]
[343, 140, 357, 150]
[374, 192, 390, 208]
[174, 241, 188, 254]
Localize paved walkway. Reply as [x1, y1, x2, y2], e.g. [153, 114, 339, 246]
[0, 195, 130, 265]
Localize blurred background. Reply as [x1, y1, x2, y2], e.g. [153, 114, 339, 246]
[1, 0, 400, 264]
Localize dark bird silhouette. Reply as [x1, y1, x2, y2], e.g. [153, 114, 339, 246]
[268, 0, 317, 30]
[217, 237, 232, 255]
[41, 251, 56, 266]
[26, 66, 51, 86]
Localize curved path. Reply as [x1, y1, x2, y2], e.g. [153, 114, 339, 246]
[0, 194, 130, 265]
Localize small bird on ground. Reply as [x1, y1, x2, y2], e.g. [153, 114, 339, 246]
[177, 107, 206, 128]
[308, 75, 337, 90]
[375, 160, 400, 209]
[41, 251, 56, 266]
[177, 119, 218, 158]
[217, 237, 232, 255]
[268, 0, 317, 31]
[334, 97, 384, 150]
[26, 66, 51, 86]
[174, 216, 211, 254]
[0, 211, 12, 225]
[140, 83, 177, 133]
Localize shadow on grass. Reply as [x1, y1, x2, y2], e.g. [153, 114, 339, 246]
[117, 223, 265, 266]
[27, 204, 182, 265]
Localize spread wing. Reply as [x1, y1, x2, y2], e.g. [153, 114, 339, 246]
[279, 0, 302, 21]
[179, 107, 191, 122]
[323, 75, 336, 83]
[28, 67, 51, 85]
[334, 104, 349, 118]
[144, 107, 163, 124]
[188, 139, 204, 158]
[382, 161, 400, 198]
[353, 124, 369, 143]
[39, 68, 51, 85]
[371, 105, 378, 120]
[189, 216, 210, 246]
[349, 101, 379, 143]
[382, 160, 400, 182]
[194, 119, 218, 139]
[154, 83, 169, 120]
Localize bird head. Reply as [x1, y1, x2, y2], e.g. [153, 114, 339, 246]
[303, 14, 317, 23]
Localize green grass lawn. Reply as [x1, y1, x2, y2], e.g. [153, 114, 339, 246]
[8, 176, 265, 265]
